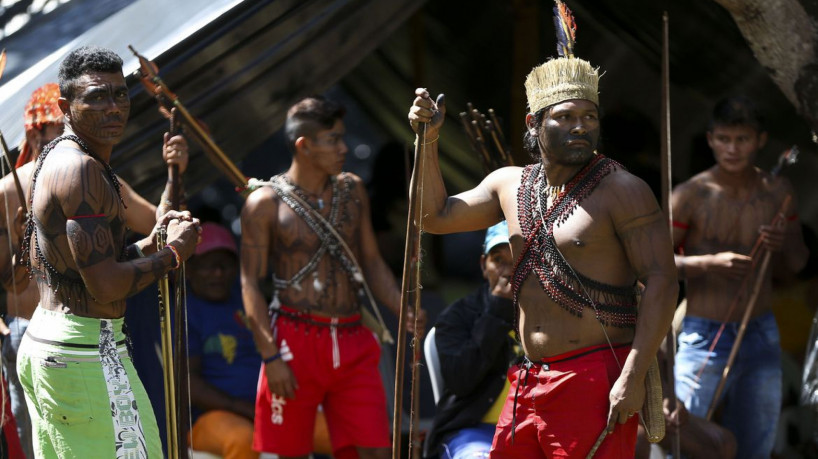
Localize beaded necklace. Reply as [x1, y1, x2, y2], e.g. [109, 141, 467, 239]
[280, 174, 329, 210]
[512, 155, 638, 329]
[268, 174, 361, 298]
[21, 134, 127, 297]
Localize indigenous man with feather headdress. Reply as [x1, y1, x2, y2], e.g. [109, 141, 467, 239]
[407, 2, 677, 456]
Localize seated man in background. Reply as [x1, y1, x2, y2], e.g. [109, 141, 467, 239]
[187, 222, 260, 459]
[424, 221, 519, 459]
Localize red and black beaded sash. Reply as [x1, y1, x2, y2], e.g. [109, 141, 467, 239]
[512, 155, 638, 329]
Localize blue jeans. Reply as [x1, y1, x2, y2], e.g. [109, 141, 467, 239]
[3, 316, 32, 458]
[440, 424, 496, 459]
[674, 312, 781, 459]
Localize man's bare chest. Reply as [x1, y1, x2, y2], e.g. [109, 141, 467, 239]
[686, 188, 779, 251]
[274, 199, 361, 252]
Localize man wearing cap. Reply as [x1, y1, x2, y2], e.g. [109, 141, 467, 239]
[0, 80, 190, 458]
[186, 222, 260, 459]
[408, 53, 677, 456]
[424, 221, 520, 459]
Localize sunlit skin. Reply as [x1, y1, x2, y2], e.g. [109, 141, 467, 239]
[532, 99, 600, 170]
[58, 71, 130, 159]
[297, 119, 348, 180]
[241, 106, 420, 459]
[28, 66, 200, 319]
[672, 123, 808, 322]
[409, 88, 678, 433]
[0, 101, 190, 322]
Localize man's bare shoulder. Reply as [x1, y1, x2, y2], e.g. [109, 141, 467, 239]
[484, 165, 525, 191]
[673, 168, 716, 197]
[338, 171, 363, 183]
[337, 171, 365, 192]
[39, 147, 106, 198]
[595, 168, 664, 228]
[244, 185, 279, 210]
[598, 167, 654, 200]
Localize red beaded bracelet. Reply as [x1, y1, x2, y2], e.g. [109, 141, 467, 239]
[165, 244, 181, 269]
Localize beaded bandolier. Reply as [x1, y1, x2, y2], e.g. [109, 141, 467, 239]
[21, 135, 128, 306]
[512, 154, 638, 328]
[266, 174, 364, 309]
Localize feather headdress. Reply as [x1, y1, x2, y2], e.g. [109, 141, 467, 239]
[553, 0, 576, 58]
[525, 0, 599, 114]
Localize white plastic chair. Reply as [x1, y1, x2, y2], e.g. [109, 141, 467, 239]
[424, 326, 443, 404]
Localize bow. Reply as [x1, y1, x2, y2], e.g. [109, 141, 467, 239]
[660, 12, 680, 459]
[129, 46, 192, 459]
[392, 123, 428, 459]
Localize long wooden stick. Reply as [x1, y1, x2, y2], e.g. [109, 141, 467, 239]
[393, 125, 427, 459]
[705, 249, 772, 421]
[660, 11, 680, 459]
[166, 110, 191, 459]
[157, 227, 179, 459]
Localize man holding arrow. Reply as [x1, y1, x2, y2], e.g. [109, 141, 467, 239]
[0, 78, 190, 458]
[14, 46, 201, 458]
[671, 95, 808, 458]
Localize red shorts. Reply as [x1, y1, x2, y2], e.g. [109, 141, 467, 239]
[490, 343, 638, 458]
[253, 307, 391, 456]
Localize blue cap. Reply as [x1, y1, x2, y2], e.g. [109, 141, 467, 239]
[483, 220, 510, 255]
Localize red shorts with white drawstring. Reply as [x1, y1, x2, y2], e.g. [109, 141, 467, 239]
[253, 306, 391, 457]
[490, 343, 638, 458]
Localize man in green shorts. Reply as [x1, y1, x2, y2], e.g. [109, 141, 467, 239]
[16, 46, 201, 458]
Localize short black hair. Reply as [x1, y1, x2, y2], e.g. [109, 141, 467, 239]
[58, 46, 124, 100]
[284, 96, 345, 152]
[708, 95, 765, 133]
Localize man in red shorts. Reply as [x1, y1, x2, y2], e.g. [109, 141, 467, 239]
[241, 96, 420, 459]
[406, 37, 678, 459]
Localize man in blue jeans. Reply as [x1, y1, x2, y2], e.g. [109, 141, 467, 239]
[424, 221, 519, 458]
[671, 95, 809, 458]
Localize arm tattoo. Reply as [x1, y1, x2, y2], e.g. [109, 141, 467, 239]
[125, 249, 174, 297]
[123, 243, 143, 261]
[66, 216, 114, 268]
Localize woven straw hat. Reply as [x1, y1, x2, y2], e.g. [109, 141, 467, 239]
[524, 57, 599, 114]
